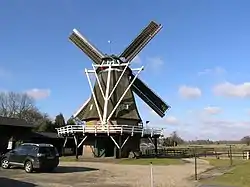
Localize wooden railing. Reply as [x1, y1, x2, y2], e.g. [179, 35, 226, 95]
[56, 125, 163, 137]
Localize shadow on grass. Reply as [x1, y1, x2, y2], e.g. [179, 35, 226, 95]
[0, 177, 37, 187]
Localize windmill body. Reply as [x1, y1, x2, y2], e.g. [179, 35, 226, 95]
[76, 56, 142, 126]
[56, 21, 170, 158]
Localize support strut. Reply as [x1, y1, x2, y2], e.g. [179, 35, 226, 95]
[110, 136, 130, 158]
[73, 135, 88, 159]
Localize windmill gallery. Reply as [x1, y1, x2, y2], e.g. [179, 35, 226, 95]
[56, 21, 170, 158]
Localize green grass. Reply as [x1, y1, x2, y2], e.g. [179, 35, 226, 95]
[202, 159, 250, 187]
[117, 158, 183, 165]
[60, 156, 79, 162]
[205, 158, 245, 167]
[60, 156, 183, 165]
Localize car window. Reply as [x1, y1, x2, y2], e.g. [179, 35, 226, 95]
[23, 145, 38, 155]
[13, 146, 26, 154]
[38, 147, 58, 156]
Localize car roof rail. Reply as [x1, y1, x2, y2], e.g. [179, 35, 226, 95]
[21, 143, 54, 147]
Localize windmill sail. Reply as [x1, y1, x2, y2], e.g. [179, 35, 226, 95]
[131, 75, 170, 117]
[119, 21, 162, 63]
[69, 29, 105, 64]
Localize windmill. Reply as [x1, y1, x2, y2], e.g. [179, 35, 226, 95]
[57, 21, 170, 158]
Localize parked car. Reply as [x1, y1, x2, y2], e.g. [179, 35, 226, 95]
[1, 143, 59, 173]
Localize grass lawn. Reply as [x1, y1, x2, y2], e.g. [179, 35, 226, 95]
[202, 158, 250, 187]
[60, 156, 78, 162]
[117, 158, 183, 165]
[204, 158, 245, 167]
[59, 156, 183, 165]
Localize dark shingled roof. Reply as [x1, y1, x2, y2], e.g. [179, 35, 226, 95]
[31, 132, 63, 139]
[0, 116, 33, 128]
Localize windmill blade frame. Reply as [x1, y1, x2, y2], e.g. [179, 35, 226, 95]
[119, 21, 162, 63]
[131, 75, 170, 117]
[69, 29, 105, 64]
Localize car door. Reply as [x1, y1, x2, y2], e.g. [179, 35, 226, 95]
[10, 145, 31, 164]
[18, 145, 32, 163]
[8, 146, 24, 165]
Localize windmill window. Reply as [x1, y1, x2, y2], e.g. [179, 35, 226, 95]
[125, 104, 129, 110]
[90, 104, 93, 111]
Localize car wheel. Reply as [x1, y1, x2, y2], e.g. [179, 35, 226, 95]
[1, 158, 10, 169]
[24, 161, 33, 173]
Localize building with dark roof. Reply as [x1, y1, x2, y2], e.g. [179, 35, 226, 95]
[0, 116, 75, 155]
[0, 116, 34, 128]
[0, 116, 34, 154]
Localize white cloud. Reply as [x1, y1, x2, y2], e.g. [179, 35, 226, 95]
[25, 88, 51, 100]
[132, 55, 142, 64]
[159, 113, 250, 140]
[213, 82, 250, 98]
[146, 57, 164, 70]
[178, 85, 201, 99]
[199, 118, 250, 140]
[203, 106, 222, 115]
[0, 67, 11, 79]
[165, 116, 179, 125]
[198, 67, 226, 76]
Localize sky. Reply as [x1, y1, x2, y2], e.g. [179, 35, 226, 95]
[1, 0, 250, 141]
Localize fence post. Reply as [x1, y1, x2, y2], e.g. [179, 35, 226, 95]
[189, 145, 203, 181]
[150, 162, 153, 187]
[226, 144, 233, 166]
[194, 148, 198, 180]
[247, 151, 249, 160]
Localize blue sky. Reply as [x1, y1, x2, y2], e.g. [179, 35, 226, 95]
[1, 0, 250, 140]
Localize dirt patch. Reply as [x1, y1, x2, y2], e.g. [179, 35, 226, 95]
[0, 160, 212, 187]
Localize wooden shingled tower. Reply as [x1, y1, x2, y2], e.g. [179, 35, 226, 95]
[57, 21, 170, 158]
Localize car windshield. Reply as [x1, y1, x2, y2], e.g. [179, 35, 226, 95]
[38, 147, 58, 155]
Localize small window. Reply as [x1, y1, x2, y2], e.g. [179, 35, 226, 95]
[125, 104, 129, 110]
[90, 104, 93, 110]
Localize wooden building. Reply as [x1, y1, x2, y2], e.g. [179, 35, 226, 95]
[0, 116, 75, 156]
[0, 116, 33, 154]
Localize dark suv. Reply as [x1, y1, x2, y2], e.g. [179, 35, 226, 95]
[1, 143, 59, 173]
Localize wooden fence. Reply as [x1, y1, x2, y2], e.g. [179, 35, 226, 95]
[140, 147, 250, 159]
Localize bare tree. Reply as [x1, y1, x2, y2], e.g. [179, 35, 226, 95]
[0, 92, 34, 118]
[0, 91, 49, 125]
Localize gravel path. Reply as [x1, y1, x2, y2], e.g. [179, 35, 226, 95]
[0, 160, 213, 187]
